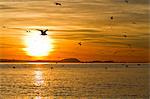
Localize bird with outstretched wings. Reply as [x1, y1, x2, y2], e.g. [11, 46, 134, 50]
[36, 29, 48, 35]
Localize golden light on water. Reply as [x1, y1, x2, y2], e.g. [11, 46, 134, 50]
[34, 70, 44, 86]
[23, 31, 54, 57]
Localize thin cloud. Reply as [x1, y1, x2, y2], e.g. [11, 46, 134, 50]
[50, 28, 101, 33]
[0, 4, 16, 10]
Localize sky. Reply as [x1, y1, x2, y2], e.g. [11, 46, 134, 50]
[0, 0, 150, 62]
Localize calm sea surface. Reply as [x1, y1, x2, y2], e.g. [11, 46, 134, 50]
[0, 63, 149, 99]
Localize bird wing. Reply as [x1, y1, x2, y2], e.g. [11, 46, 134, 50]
[55, 2, 61, 5]
[36, 29, 48, 31]
[44, 29, 48, 32]
[36, 29, 43, 31]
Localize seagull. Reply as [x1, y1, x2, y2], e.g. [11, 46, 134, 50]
[55, 2, 61, 6]
[36, 29, 48, 35]
[2, 26, 6, 28]
[105, 67, 108, 69]
[114, 51, 118, 54]
[123, 34, 127, 37]
[78, 42, 82, 46]
[26, 30, 31, 32]
[110, 16, 114, 20]
[132, 22, 136, 24]
[137, 64, 141, 66]
[125, 0, 128, 3]
[125, 65, 128, 68]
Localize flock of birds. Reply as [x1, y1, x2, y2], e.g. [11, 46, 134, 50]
[2, 0, 133, 47]
[2, 0, 142, 69]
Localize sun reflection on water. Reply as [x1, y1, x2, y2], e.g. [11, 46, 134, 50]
[35, 96, 42, 99]
[34, 70, 44, 86]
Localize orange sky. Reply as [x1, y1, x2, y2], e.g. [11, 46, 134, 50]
[0, 0, 150, 62]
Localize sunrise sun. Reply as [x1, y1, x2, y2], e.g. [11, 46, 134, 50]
[23, 31, 53, 57]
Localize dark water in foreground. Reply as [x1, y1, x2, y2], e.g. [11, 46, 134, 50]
[0, 63, 149, 99]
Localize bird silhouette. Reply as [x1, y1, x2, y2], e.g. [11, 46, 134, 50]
[2, 26, 6, 28]
[125, 65, 128, 68]
[26, 30, 31, 32]
[110, 16, 114, 20]
[123, 34, 127, 37]
[37, 29, 48, 35]
[137, 64, 141, 66]
[55, 2, 61, 6]
[125, 0, 128, 3]
[105, 67, 108, 69]
[132, 22, 136, 24]
[78, 42, 82, 46]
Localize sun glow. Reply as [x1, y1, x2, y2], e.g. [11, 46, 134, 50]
[23, 31, 53, 57]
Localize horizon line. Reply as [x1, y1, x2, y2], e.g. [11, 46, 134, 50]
[0, 59, 149, 63]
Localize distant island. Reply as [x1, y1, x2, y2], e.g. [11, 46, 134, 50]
[0, 58, 147, 63]
[59, 58, 80, 63]
[0, 58, 116, 63]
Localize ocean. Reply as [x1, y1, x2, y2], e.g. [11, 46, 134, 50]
[0, 63, 149, 99]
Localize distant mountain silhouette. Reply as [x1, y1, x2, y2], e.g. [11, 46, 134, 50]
[0, 59, 147, 63]
[0, 58, 81, 63]
[59, 58, 80, 63]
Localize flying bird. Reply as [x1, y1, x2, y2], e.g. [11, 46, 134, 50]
[2, 26, 6, 28]
[114, 51, 118, 54]
[26, 30, 31, 32]
[125, 0, 128, 3]
[78, 42, 82, 46]
[123, 34, 127, 37]
[137, 64, 141, 66]
[132, 22, 136, 24]
[105, 67, 108, 69]
[36, 29, 48, 35]
[110, 16, 114, 20]
[55, 2, 61, 6]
